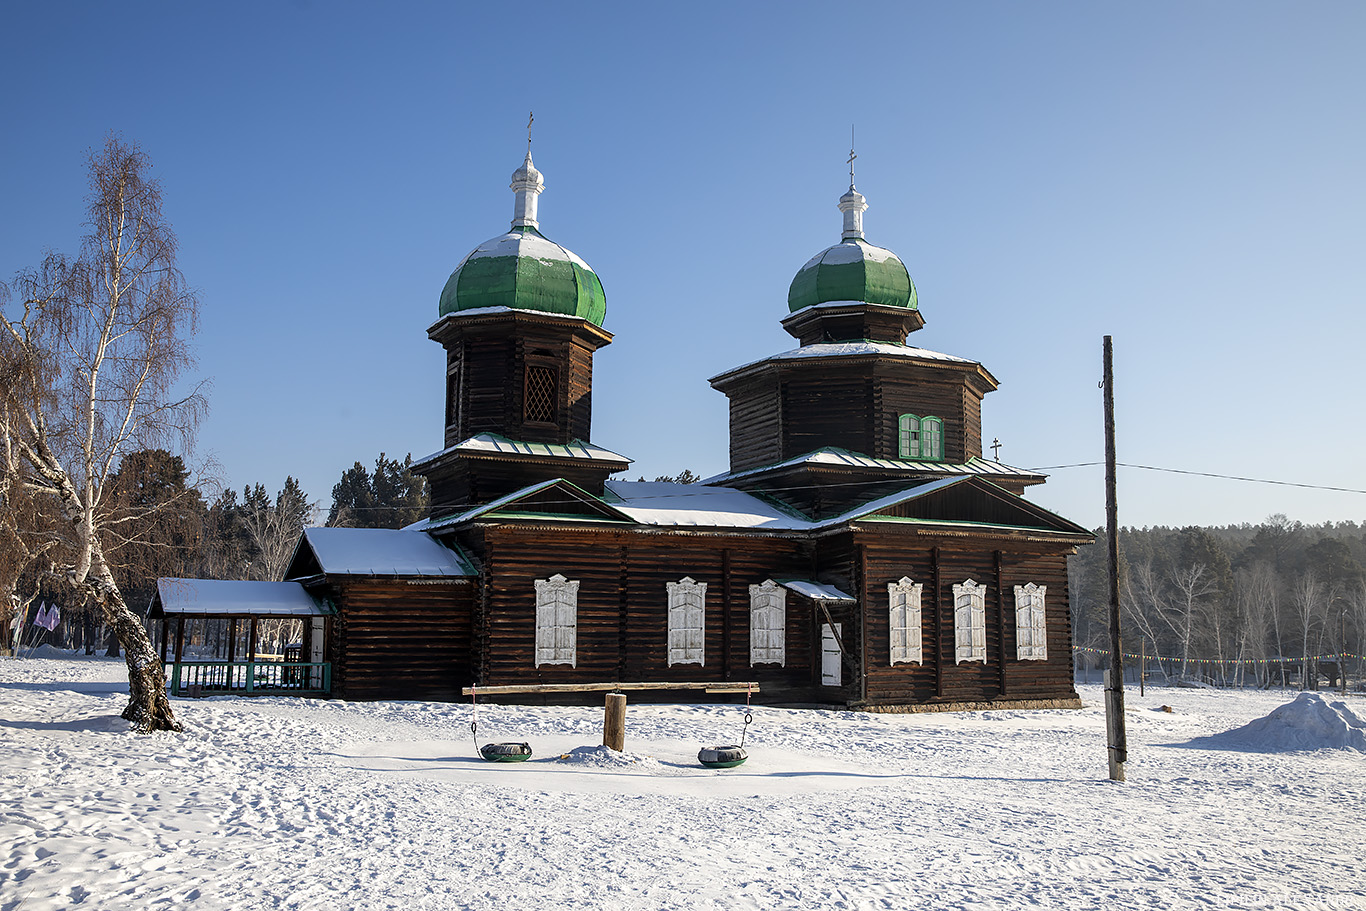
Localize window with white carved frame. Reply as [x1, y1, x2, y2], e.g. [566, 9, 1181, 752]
[953, 579, 987, 664]
[1014, 582, 1048, 661]
[667, 577, 707, 666]
[534, 574, 578, 667]
[888, 577, 924, 665]
[749, 579, 786, 666]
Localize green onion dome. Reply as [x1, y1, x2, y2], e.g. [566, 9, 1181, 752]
[438, 151, 607, 327]
[786, 184, 917, 313]
[439, 226, 607, 326]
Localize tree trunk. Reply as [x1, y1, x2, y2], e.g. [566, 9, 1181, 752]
[84, 551, 180, 732]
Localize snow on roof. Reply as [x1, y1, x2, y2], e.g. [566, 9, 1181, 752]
[414, 475, 1073, 537]
[460, 230, 592, 269]
[413, 434, 631, 469]
[153, 579, 325, 617]
[778, 580, 856, 602]
[784, 300, 916, 319]
[711, 342, 976, 383]
[301, 527, 477, 577]
[703, 448, 1044, 485]
[774, 341, 972, 363]
[798, 240, 901, 269]
[603, 481, 809, 530]
[427, 305, 597, 332]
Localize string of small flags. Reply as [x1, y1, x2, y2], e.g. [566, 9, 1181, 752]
[1075, 646, 1364, 667]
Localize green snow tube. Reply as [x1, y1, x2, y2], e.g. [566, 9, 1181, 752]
[698, 745, 748, 769]
[481, 742, 533, 763]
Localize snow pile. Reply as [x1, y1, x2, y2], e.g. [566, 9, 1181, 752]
[1195, 692, 1366, 752]
[555, 744, 663, 771]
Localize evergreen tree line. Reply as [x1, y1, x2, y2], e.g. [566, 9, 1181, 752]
[4, 449, 428, 653]
[1070, 515, 1366, 686]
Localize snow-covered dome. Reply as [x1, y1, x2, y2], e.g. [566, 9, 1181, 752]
[787, 184, 916, 314]
[439, 152, 607, 327]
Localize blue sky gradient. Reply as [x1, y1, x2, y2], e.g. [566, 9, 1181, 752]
[4, 2, 1363, 529]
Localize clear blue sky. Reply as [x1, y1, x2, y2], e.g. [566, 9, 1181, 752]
[4, 2, 1363, 530]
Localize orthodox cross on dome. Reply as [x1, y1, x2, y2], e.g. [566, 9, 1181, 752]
[511, 114, 544, 229]
[991, 438, 1002, 460]
[838, 143, 867, 241]
[847, 126, 857, 188]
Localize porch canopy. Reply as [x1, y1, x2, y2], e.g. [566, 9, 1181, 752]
[151, 578, 329, 618]
[150, 578, 332, 697]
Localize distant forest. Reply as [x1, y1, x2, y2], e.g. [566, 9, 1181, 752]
[1069, 515, 1366, 686]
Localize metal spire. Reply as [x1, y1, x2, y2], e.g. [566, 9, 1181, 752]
[527, 111, 534, 154]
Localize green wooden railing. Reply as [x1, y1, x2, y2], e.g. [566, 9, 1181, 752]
[169, 661, 331, 697]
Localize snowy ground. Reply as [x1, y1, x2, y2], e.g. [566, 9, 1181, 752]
[2, 654, 1363, 910]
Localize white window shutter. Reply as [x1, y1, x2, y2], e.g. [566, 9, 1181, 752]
[667, 577, 707, 666]
[952, 579, 987, 664]
[534, 574, 578, 667]
[1014, 583, 1048, 661]
[749, 580, 786, 666]
[888, 577, 923, 665]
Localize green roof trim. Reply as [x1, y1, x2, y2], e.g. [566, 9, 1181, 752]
[787, 239, 916, 313]
[439, 226, 607, 327]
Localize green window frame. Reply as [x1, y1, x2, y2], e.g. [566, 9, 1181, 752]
[898, 414, 920, 459]
[920, 416, 944, 461]
[899, 414, 944, 461]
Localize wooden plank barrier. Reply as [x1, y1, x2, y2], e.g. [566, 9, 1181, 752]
[462, 682, 761, 753]
[460, 681, 760, 696]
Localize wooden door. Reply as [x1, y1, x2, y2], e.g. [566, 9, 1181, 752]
[821, 622, 842, 687]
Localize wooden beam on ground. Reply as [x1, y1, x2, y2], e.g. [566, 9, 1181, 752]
[462, 681, 761, 696]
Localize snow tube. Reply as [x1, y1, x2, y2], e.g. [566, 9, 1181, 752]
[480, 742, 533, 763]
[698, 745, 748, 768]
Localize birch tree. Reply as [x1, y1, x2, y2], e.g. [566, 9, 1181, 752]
[0, 136, 205, 731]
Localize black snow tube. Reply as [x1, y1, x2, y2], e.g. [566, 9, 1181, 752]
[480, 742, 533, 763]
[698, 745, 748, 768]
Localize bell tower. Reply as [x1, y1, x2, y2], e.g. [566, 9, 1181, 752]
[414, 149, 629, 515]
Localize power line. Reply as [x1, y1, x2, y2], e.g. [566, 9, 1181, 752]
[1032, 462, 1366, 496]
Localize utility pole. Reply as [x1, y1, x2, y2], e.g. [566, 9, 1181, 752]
[1103, 336, 1127, 782]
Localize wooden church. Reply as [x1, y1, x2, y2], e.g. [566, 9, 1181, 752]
[155, 147, 1091, 711]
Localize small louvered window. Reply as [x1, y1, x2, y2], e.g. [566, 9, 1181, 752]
[525, 366, 557, 423]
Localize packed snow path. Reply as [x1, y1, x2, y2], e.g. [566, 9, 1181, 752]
[1, 656, 1363, 910]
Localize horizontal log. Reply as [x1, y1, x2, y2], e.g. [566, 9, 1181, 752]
[462, 681, 761, 695]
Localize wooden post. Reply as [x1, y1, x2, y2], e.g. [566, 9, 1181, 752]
[603, 692, 627, 751]
[721, 549, 732, 679]
[1103, 335, 1127, 782]
[858, 542, 870, 706]
[1140, 639, 1146, 697]
[932, 546, 944, 698]
[994, 549, 1007, 697]
[174, 616, 186, 664]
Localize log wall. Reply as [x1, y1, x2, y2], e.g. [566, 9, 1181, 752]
[329, 579, 476, 701]
[472, 526, 830, 704]
[853, 530, 1078, 707]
